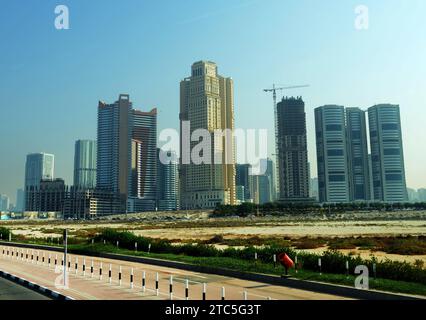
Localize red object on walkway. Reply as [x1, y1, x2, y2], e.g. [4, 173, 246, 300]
[278, 253, 294, 269]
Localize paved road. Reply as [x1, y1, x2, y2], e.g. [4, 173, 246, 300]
[0, 276, 50, 300]
[0, 245, 351, 300]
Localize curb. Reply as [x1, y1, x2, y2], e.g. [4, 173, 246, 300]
[0, 269, 74, 301]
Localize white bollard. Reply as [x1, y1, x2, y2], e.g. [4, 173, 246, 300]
[202, 283, 207, 300]
[169, 275, 173, 300]
[99, 262, 103, 280]
[108, 263, 112, 284]
[91, 260, 94, 278]
[142, 271, 146, 293]
[185, 279, 189, 301]
[83, 258, 86, 276]
[119, 266, 122, 286]
[109, 264, 112, 284]
[221, 287, 225, 300]
[243, 291, 248, 300]
[75, 257, 78, 275]
[130, 268, 134, 289]
[155, 272, 159, 296]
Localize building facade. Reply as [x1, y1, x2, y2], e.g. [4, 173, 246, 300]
[345, 108, 371, 201]
[236, 164, 252, 202]
[368, 104, 408, 202]
[157, 149, 179, 211]
[97, 94, 158, 213]
[276, 97, 310, 202]
[26, 179, 66, 213]
[315, 105, 350, 203]
[74, 140, 97, 189]
[179, 61, 236, 209]
[24, 153, 55, 210]
[0, 195, 10, 212]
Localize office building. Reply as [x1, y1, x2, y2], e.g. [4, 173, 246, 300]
[276, 97, 310, 202]
[346, 108, 371, 201]
[368, 104, 408, 202]
[315, 105, 350, 203]
[16, 189, 25, 212]
[407, 188, 418, 203]
[63, 188, 125, 219]
[128, 108, 158, 212]
[97, 94, 158, 213]
[418, 188, 426, 202]
[26, 179, 66, 213]
[179, 61, 236, 209]
[0, 195, 10, 212]
[310, 178, 319, 201]
[236, 185, 245, 204]
[251, 175, 271, 205]
[236, 164, 252, 202]
[24, 153, 55, 210]
[157, 149, 179, 211]
[74, 140, 97, 189]
[260, 158, 276, 202]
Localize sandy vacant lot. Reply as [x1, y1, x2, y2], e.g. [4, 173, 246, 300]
[2, 211, 426, 264]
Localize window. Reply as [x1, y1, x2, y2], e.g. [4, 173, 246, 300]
[386, 174, 402, 181]
[351, 131, 361, 139]
[382, 123, 398, 131]
[326, 124, 342, 131]
[384, 148, 400, 156]
[328, 149, 344, 157]
[329, 175, 346, 182]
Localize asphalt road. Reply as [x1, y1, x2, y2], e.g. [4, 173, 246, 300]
[0, 277, 50, 300]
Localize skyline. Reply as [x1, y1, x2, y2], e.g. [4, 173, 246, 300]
[1, 0, 426, 204]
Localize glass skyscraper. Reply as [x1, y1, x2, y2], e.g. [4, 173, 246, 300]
[24, 152, 55, 210]
[368, 104, 408, 202]
[97, 94, 157, 213]
[315, 105, 350, 203]
[346, 108, 371, 201]
[74, 140, 97, 189]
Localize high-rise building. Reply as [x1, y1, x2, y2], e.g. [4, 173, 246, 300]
[315, 105, 350, 203]
[26, 179, 66, 213]
[179, 61, 236, 209]
[236, 185, 245, 204]
[276, 97, 310, 202]
[97, 95, 132, 199]
[157, 149, 179, 211]
[16, 189, 25, 212]
[97, 94, 157, 213]
[368, 104, 408, 202]
[74, 140, 97, 189]
[24, 153, 55, 210]
[310, 178, 319, 201]
[129, 108, 158, 211]
[407, 188, 418, 203]
[260, 158, 276, 202]
[236, 164, 252, 202]
[346, 108, 371, 201]
[418, 189, 426, 202]
[251, 175, 271, 205]
[0, 195, 10, 212]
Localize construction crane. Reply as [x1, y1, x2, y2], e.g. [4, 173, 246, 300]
[264, 84, 310, 197]
[263, 84, 310, 110]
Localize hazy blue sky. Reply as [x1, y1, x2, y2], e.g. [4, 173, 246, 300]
[1, 0, 425, 204]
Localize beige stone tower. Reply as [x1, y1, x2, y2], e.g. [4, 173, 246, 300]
[180, 61, 236, 209]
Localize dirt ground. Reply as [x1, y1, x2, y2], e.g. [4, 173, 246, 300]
[2, 211, 426, 264]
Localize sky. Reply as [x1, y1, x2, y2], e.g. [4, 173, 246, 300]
[1, 0, 426, 204]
